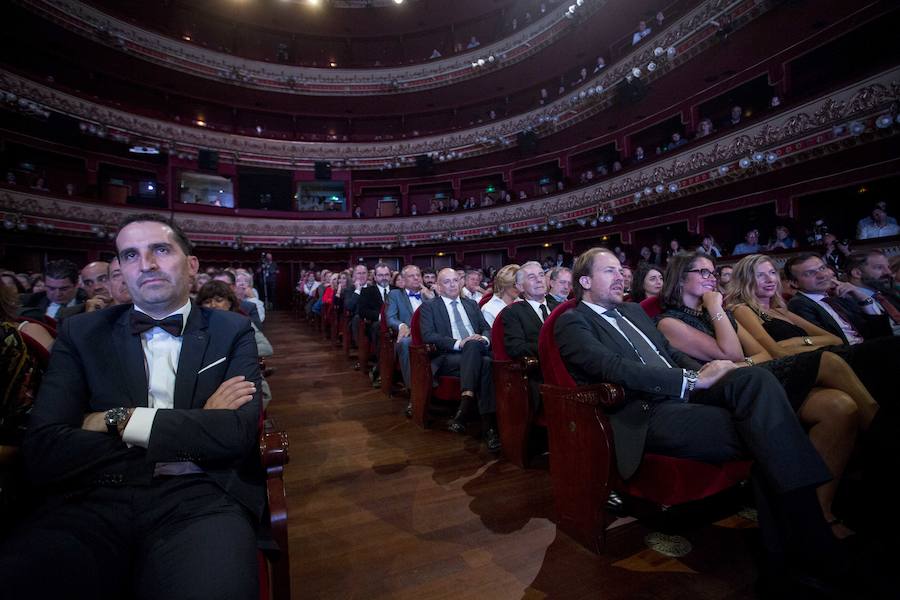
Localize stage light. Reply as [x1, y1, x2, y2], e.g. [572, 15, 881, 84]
[393, 0, 404, 4]
[739, 157, 751, 169]
[875, 114, 893, 129]
[850, 121, 865, 135]
[718, 165, 729, 175]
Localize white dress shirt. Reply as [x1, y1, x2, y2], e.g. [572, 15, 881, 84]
[441, 295, 488, 350]
[480, 295, 508, 327]
[799, 292, 864, 345]
[122, 300, 192, 447]
[45, 297, 78, 318]
[462, 288, 484, 303]
[583, 300, 688, 398]
[525, 298, 550, 323]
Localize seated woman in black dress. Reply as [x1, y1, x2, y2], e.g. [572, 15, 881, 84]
[725, 254, 881, 429]
[656, 253, 877, 538]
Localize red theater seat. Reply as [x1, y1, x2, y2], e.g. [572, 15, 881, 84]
[538, 299, 752, 552]
[490, 305, 544, 468]
[639, 295, 662, 320]
[408, 307, 461, 428]
[478, 293, 493, 307]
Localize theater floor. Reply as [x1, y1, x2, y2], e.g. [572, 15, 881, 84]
[264, 311, 761, 599]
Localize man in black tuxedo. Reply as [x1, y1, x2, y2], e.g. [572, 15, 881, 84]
[19, 259, 87, 321]
[555, 248, 845, 588]
[501, 261, 552, 410]
[418, 268, 499, 452]
[356, 262, 393, 383]
[0, 213, 263, 599]
[785, 253, 892, 344]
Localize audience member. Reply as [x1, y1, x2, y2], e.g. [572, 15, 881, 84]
[546, 267, 572, 309]
[697, 234, 722, 258]
[553, 248, 846, 586]
[461, 270, 486, 303]
[418, 268, 499, 452]
[388, 265, 431, 411]
[501, 261, 551, 410]
[717, 264, 734, 295]
[856, 202, 899, 240]
[235, 270, 265, 323]
[422, 269, 437, 290]
[20, 259, 86, 321]
[766, 225, 795, 251]
[728, 105, 743, 127]
[732, 229, 761, 255]
[631, 265, 663, 303]
[844, 250, 900, 336]
[0, 213, 264, 599]
[632, 20, 651, 45]
[696, 118, 715, 139]
[593, 56, 606, 73]
[481, 264, 520, 327]
[213, 270, 263, 330]
[57, 261, 112, 321]
[621, 266, 633, 296]
[107, 256, 132, 305]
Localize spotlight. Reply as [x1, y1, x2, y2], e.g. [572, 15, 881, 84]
[875, 114, 893, 129]
[634, 191, 642, 201]
[668, 183, 679, 193]
[752, 151, 765, 163]
[647, 62, 656, 72]
[765, 152, 778, 164]
[718, 165, 729, 175]
[849, 121, 865, 135]
[666, 46, 676, 57]
[739, 157, 752, 168]
[393, 0, 404, 4]
[832, 124, 846, 136]
[654, 47, 664, 57]
[631, 67, 641, 78]
[655, 184, 665, 194]
[644, 187, 653, 195]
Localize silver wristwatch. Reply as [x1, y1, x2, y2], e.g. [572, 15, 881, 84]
[104, 407, 131, 435]
[684, 370, 700, 393]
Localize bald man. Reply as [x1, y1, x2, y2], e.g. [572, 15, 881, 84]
[57, 261, 111, 321]
[417, 268, 499, 452]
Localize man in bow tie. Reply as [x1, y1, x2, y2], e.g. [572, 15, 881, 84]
[386, 265, 432, 405]
[0, 213, 264, 599]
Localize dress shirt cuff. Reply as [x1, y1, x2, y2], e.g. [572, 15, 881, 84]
[122, 407, 157, 448]
[481, 336, 490, 348]
[453, 339, 461, 351]
[679, 372, 688, 401]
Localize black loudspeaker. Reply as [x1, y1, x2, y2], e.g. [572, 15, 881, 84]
[415, 154, 434, 175]
[314, 161, 332, 180]
[517, 131, 539, 155]
[198, 149, 219, 171]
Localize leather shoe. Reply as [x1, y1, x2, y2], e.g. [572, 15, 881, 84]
[404, 402, 413, 418]
[448, 410, 467, 434]
[484, 428, 501, 453]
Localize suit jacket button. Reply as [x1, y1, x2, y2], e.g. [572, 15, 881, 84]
[641, 402, 650, 411]
[654, 386, 661, 392]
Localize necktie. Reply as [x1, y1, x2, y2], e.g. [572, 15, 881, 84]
[604, 308, 668, 367]
[539, 303, 549, 322]
[450, 300, 472, 338]
[874, 292, 900, 323]
[382, 287, 388, 302]
[407, 292, 421, 300]
[130, 311, 184, 337]
[821, 296, 861, 336]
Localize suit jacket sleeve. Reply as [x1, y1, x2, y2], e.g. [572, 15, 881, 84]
[358, 287, 383, 322]
[25, 319, 143, 486]
[420, 300, 457, 353]
[787, 295, 838, 337]
[386, 290, 405, 331]
[502, 305, 538, 359]
[343, 289, 361, 314]
[145, 319, 260, 465]
[555, 309, 687, 399]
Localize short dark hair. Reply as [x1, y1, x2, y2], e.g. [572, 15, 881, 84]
[846, 249, 886, 277]
[782, 253, 822, 282]
[572, 247, 612, 301]
[423, 269, 436, 277]
[373, 262, 392, 274]
[196, 280, 240, 312]
[116, 213, 193, 256]
[213, 270, 236, 285]
[44, 259, 79, 284]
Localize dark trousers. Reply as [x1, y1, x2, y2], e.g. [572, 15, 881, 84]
[434, 340, 495, 415]
[0, 475, 258, 600]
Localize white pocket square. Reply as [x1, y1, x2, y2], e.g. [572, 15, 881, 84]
[198, 357, 226, 374]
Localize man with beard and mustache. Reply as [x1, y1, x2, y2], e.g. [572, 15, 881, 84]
[845, 249, 900, 336]
[57, 261, 111, 321]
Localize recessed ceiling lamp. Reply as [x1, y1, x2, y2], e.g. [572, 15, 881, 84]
[393, 0, 404, 4]
[307, 0, 320, 6]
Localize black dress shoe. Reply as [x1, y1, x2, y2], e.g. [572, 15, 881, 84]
[448, 410, 467, 434]
[404, 402, 413, 418]
[484, 428, 501, 453]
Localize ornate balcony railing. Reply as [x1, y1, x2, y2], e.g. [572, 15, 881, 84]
[2, 67, 897, 249]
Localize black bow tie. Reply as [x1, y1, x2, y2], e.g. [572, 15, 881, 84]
[130, 311, 184, 337]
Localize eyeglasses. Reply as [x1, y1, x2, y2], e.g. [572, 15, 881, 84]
[686, 268, 717, 279]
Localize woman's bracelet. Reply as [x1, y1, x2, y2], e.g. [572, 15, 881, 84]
[711, 311, 726, 322]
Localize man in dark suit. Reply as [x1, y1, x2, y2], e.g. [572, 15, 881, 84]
[502, 261, 552, 410]
[555, 248, 845, 588]
[785, 253, 892, 344]
[418, 268, 499, 452]
[57, 260, 113, 321]
[546, 266, 572, 310]
[844, 249, 900, 336]
[19, 258, 87, 321]
[356, 262, 393, 383]
[386, 265, 432, 402]
[0, 213, 263, 599]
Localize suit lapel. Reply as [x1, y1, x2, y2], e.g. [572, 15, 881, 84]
[111, 308, 149, 408]
[433, 297, 452, 337]
[400, 291, 414, 322]
[173, 304, 211, 410]
[800, 294, 847, 343]
[575, 302, 641, 361]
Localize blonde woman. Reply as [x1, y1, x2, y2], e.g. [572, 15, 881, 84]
[481, 264, 520, 327]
